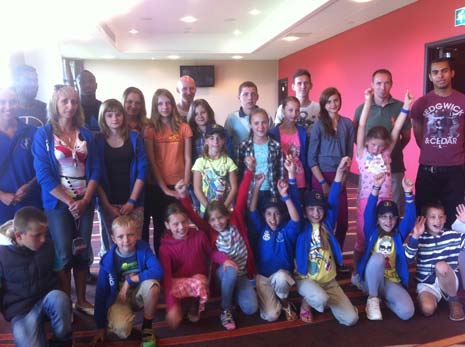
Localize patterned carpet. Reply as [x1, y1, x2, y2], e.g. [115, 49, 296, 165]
[2, 185, 465, 346]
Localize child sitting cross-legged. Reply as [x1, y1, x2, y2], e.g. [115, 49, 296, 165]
[0, 207, 72, 347]
[91, 215, 163, 347]
[405, 203, 465, 321]
[249, 155, 302, 322]
[358, 173, 416, 321]
[295, 157, 359, 326]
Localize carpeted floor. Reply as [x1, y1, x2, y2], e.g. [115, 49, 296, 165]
[2, 185, 465, 347]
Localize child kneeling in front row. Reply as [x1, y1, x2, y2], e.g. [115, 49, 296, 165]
[92, 215, 163, 347]
[295, 157, 359, 326]
[405, 203, 465, 321]
[250, 156, 301, 322]
[358, 173, 415, 321]
[0, 207, 72, 347]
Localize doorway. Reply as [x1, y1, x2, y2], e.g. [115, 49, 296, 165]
[278, 78, 288, 107]
[425, 34, 465, 94]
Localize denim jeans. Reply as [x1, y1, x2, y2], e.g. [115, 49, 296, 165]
[45, 200, 95, 271]
[216, 266, 258, 314]
[11, 290, 72, 347]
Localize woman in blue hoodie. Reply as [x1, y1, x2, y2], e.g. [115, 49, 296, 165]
[32, 85, 99, 315]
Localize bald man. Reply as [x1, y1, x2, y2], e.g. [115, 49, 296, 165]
[176, 75, 197, 121]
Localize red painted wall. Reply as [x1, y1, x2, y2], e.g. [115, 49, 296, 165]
[279, 0, 465, 178]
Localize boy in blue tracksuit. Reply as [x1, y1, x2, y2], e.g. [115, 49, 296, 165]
[91, 215, 163, 347]
[357, 173, 416, 321]
[294, 157, 358, 326]
[249, 156, 301, 322]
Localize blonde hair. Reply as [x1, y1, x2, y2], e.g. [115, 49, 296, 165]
[150, 89, 182, 133]
[48, 85, 84, 135]
[98, 99, 129, 141]
[111, 215, 136, 235]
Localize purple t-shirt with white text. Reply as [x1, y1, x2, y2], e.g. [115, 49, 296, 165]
[411, 90, 465, 166]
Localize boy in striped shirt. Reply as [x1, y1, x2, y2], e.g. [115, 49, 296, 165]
[405, 202, 465, 321]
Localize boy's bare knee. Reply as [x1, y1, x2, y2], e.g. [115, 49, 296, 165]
[435, 261, 452, 277]
[419, 292, 437, 317]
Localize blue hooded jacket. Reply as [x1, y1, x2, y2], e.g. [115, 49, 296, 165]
[32, 124, 100, 209]
[94, 240, 163, 329]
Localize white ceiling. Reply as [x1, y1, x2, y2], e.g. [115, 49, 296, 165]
[59, 0, 417, 61]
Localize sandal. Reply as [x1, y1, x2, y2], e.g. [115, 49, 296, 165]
[282, 303, 297, 321]
[300, 306, 313, 323]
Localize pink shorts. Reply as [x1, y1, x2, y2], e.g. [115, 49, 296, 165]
[171, 274, 209, 312]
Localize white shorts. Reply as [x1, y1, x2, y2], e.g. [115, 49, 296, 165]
[417, 273, 459, 302]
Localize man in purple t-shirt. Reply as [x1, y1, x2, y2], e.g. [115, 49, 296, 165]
[412, 58, 465, 226]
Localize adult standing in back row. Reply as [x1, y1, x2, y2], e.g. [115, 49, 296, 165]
[411, 58, 465, 227]
[353, 69, 411, 215]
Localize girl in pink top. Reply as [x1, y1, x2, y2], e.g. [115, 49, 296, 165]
[159, 202, 234, 329]
[352, 88, 413, 286]
[143, 89, 192, 253]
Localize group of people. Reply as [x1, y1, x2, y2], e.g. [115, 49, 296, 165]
[1, 57, 465, 347]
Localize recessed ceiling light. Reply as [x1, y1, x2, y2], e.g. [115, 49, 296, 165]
[180, 16, 197, 23]
[233, 30, 242, 36]
[249, 9, 261, 16]
[168, 55, 180, 60]
[102, 55, 115, 59]
[129, 29, 139, 35]
[151, 57, 155, 60]
[282, 35, 300, 41]
[232, 55, 243, 60]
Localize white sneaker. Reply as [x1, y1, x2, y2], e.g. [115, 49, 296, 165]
[351, 273, 363, 291]
[366, 297, 382, 320]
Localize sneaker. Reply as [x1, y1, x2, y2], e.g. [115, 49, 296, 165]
[366, 297, 382, 320]
[448, 300, 465, 321]
[351, 273, 363, 291]
[282, 303, 297, 321]
[140, 328, 156, 347]
[220, 310, 236, 330]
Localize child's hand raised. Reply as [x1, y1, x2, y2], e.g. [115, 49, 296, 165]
[456, 204, 465, 223]
[337, 156, 351, 173]
[402, 177, 414, 193]
[174, 179, 188, 199]
[373, 172, 385, 187]
[245, 155, 256, 172]
[277, 179, 289, 197]
[412, 216, 426, 239]
[254, 173, 265, 189]
[364, 88, 374, 101]
[403, 89, 415, 109]
[284, 154, 296, 178]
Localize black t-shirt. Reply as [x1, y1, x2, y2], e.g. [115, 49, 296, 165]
[104, 139, 134, 204]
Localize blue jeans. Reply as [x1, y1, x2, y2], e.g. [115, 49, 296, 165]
[216, 266, 258, 314]
[11, 290, 72, 347]
[45, 200, 95, 271]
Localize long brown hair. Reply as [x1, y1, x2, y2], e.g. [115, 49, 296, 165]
[150, 89, 182, 133]
[122, 87, 150, 129]
[319, 87, 341, 137]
